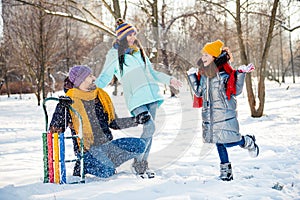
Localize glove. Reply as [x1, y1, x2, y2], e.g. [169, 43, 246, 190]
[238, 63, 255, 73]
[187, 67, 198, 75]
[59, 96, 73, 106]
[214, 51, 230, 66]
[49, 126, 63, 133]
[135, 111, 151, 124]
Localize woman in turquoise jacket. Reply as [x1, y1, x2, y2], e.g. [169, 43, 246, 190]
[95, 18, 182, 178]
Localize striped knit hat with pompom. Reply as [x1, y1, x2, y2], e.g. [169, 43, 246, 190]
[115, 18, 137, 41]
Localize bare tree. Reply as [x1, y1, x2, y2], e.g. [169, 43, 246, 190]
[1, 0, 14, 97]
[2, 1, 116, 103]
[137, 0, 159, 63]
[4, 0, 299, 111]
[7, 2, 65, 105]
[136, 1, 208, 96]
[239, 0, 280, 117]
[100, 0, 126, 96]
[196, 0, 281, 117]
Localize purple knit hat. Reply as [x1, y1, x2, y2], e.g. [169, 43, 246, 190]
[68, 65, 92, 88]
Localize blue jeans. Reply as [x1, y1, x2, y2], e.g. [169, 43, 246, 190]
[131, 102, 158, 162]
[84, 137, 146, 178]
[216, 137, 245, 164]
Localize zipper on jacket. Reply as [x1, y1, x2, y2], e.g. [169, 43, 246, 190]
[218, 72, 228, 108]
[206, 76, 209, 107]
[207, 76, 214, 142]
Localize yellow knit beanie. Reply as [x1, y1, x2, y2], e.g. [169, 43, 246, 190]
[202, 39, 224, 57]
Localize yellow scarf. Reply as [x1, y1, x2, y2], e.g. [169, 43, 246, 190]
[66, 88, 115, 150]
[124, 44, 139, 55]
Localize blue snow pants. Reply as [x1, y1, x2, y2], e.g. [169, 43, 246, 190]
[84, 137, 146, 178]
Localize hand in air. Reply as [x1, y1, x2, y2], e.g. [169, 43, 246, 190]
[238, 63, 255, 73]
[170, 78, 183, 89]
[186, 67, 198, 75]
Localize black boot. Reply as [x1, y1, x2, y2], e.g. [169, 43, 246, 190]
[220, 162, 233, 181]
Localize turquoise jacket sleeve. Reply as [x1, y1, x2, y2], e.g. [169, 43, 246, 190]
[95, 48, 119, 88]
[146, 56, 171, 85]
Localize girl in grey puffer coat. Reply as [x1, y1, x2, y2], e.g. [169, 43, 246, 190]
[188, 39, 259, 181]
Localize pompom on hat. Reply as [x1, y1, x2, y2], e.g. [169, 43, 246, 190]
[202, 39, 224, 57]
[115, 18, 137, 41]
[68, 65, 92, 88]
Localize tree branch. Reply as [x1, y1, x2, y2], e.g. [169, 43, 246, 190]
[281, 24, 300, 32]
[246, 10, 300, 32]
[101, 0, 118, 19]
[198, 0, 236, 20]
[13, 0, 116, 36]
[123, 0, 128, 19]
[165, 12, 201, 33]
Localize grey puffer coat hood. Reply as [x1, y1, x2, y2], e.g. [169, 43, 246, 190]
[188, 71, 246, 144]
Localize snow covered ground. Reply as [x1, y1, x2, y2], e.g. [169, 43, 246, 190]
[0, 78, 299, 200]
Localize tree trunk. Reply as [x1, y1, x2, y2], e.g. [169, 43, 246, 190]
[280, 29, 284, 82]
[4, 75, 10, 98]
[161, 1, 176, 97]
[38, 6, 45, 106]
[111, 0, 122, 96]
[236, 0, 279, 117]
[151, 0, 159, 66]
[112, 0, 121, 18]
[288, 31, 295, 83]
[236, 0, 255, 114]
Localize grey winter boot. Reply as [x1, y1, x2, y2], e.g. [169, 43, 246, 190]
[241, 135, 259, 158]
[132, 159, 155, 179]
[220, 162, 233, 181]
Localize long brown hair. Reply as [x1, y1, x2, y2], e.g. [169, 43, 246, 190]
[196, 50, 230, 78]
[117, 38, 146, 76]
